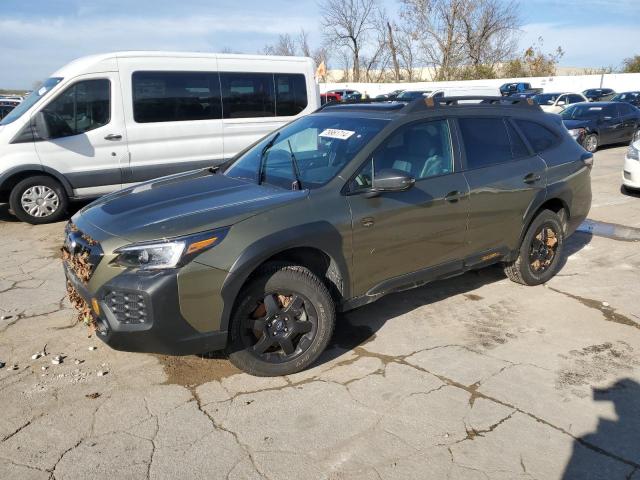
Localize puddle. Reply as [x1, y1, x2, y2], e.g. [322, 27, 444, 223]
[577, 219, 640, 242]
[158, 352, 240, 387]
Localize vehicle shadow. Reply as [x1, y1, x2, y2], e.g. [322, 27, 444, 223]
[621, 185, 640, 198]
[562, 379, 640, 479]
[0, 203, 18, 222]
[315, 230, 594, 368]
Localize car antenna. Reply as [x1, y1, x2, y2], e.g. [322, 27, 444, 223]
[287, 139, 303, 190]
[257, 132, 281, 185]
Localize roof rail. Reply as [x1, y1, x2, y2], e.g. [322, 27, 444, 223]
[315, 97, 408, 112]
[402, 95, 540, 113]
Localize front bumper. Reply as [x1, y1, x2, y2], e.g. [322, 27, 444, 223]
[64, 263, 228, 355]
[623, 156, 640, 189]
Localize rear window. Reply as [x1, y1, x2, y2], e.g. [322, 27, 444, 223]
[515, 120, 559, 153]
[458, 117, 524, 169]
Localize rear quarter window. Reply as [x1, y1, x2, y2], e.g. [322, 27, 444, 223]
[514, 119, 559, 153]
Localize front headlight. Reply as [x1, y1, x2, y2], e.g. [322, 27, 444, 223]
[568, 128, 585, 140]
[627, 144, 640, 161]
[112, 228, 229, 270]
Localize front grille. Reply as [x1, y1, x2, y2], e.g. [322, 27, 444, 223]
[61, 223, 103, 283]
[105, 290, 149, 324]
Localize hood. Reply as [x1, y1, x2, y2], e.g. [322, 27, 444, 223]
[562, 119, 593, 130]
[73, 170, 307, 243]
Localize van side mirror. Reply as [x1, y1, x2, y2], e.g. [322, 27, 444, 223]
[372, 168, 415, 193]
[32, 112, 50, 140]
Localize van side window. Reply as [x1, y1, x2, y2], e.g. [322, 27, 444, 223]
[275, 74, 308, 116]
[132, 72, 222, 123]
[514, 120, 559, 153]
[220, 73, 275, 118]
[458, 117, 516, 169]
[42, 79, 110, 139]
[351, 119, 453, 190]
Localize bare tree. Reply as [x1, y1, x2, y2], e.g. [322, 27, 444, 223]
[395, 27, 421, 81]
[319, 0, 380, 82]
[263, 34, 297, 56]
[460, 0, 520, 78]
[387, 22, 402, 82]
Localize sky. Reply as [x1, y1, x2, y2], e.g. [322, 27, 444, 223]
[1, 0, 639, 89]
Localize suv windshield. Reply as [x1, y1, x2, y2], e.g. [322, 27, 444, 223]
[561, 104, 614, 120]
[224, 114, 389, 189]
[0, 77, 63, 125]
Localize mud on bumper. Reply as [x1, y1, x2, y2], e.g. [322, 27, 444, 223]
[64, 264, 228, 355]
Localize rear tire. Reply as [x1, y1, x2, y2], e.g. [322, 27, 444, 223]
[504, 210, 565, 286]
[582, 133, 598, 153]
[9, 175, 68, 224]
[227, 264, 335, 377]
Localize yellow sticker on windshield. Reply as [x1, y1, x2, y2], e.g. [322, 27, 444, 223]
[319, 128, 355, 140]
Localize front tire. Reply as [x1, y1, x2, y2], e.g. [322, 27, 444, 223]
[227, 264, 335, 376]
[9, 175, 68, 224]
[582, 133, 598, 153]
[504, 210, 565, 286]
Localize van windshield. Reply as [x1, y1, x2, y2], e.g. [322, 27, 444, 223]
[0, 77, 63, 126]
[223, 114, 389, 190]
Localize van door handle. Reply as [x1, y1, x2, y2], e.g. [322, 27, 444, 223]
[523, 173, 541, 184]
[104, 134, 122, 141]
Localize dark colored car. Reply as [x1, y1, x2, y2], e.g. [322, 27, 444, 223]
[375, 89, 404, 100]
[500, 82, 542, 97]
[396, 90, 432, 100]
[561, 102, 640, 152]
[63, 96, 592, 376]
[611, 91, 640, 108]
[0, 104, 15, 120]
[582, 88, 616, 102]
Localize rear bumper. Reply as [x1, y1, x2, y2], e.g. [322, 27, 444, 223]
[623, 157, 640, 189]
[64, 263, 228, 355]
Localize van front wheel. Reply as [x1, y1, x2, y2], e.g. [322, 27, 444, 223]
[9, 176, 68, 224]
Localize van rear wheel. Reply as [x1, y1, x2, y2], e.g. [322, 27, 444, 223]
[227, 264, 335, 377]
[9, 175, 68, 224]
[504, 210, 565, 286]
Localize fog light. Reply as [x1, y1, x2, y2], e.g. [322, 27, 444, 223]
[91, 298, 101, 315]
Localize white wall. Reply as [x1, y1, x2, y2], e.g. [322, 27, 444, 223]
[319, 73, 640, 96]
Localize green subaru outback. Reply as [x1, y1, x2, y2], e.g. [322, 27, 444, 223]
[63, 96, 592, 376]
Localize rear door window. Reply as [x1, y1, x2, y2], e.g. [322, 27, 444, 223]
[275, 74, 307, 116]
[458, 117, 516, 169]
[514, 120, 559, 153]
[221, 72, 275, 118]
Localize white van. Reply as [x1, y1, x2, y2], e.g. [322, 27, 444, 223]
[0, 51, 319, 223]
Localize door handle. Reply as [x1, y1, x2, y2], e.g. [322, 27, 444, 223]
[523, 173, 541, 184]
[444, 190, 462, 203]
[361, 217, 374, 227]
[104, 134, 122, 141]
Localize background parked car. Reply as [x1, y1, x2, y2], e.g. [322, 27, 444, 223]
[612, 91, 640, 108]
[320, 92, 341, 104]
[322, 89, 360, 102]
[375, 89, 404, 100]
[0, 104, 15, 120]
[396, 90, 432, 100]
[623, 135, 640, 191]
[499, 82, 542, 97]
[583, 88, 616, 102]
[561, 102, 640, 152]
[534, 92, 588, 113]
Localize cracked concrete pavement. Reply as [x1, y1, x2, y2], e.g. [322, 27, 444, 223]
[1, 145, 640, 479]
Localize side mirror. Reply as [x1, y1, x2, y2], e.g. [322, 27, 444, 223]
[32, 111, 50, 140]
[372, 168, 415, 193]
[557, 100, 566, 106]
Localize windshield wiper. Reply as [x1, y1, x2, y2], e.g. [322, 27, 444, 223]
[258, 132, 280, 185]
[286, 139, 303, 191]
